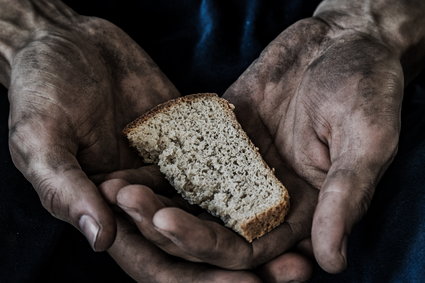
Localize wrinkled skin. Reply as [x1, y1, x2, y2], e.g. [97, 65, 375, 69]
[98, 165, 316, 283]
[102, 178, 265, 283]
[104, 16, 403, 278]
[224, 17, 402, 273]
[7, 13, 179, 251]
[4, 1, 404, 281]
[4, 9, 281, 281]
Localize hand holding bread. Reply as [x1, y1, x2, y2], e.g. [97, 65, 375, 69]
[104, 94, 318, 270]
[124, 93, 290, 242]
[223, 16, 402, 274]
[99, 164, 317, 271]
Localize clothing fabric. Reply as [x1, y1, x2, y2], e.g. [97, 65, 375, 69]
[1, 0, 424, 282]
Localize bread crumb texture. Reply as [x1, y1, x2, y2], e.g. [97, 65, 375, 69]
[124, 93, 289, 242]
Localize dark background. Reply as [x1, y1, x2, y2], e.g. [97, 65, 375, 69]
[1, 1, 425, 282]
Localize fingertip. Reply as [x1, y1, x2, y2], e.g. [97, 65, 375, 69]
[116, 184, 152, 206]
[73, 188, 117, 251]
[152, 207, 199, 246]
[94, 214, 117, 251]
[316, 250, 347, 274]
[77, 207, 117, 251]
[98, 178, 130, 204]
[152, 207, 186, 232]
[312, 178, 352, 273]
[312, 229, 347, 273]
[116, 184, 168, 226]
[20, 154, 118, 252]
[152, 207, 226, 260]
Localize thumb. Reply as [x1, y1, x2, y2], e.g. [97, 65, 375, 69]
[311, 168, 364, 273]
[39, 160, 116, 251]
[312, 155, 394, 273]
[9, 126, 115, 251]
[311, 110, 399, 273]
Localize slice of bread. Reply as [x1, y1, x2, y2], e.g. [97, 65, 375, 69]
[123, 93, 289, 242]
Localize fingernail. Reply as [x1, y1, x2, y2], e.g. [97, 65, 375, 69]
[118, 204, 143, 223]
[79, 215, 100, 251]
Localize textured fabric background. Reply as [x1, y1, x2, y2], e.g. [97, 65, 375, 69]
[1, 0, 424, 282]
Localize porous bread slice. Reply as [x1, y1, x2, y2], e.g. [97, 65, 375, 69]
[123, 93, 289, 242]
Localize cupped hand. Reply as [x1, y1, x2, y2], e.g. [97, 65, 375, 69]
[99, 166, 315, 283]
[223, 17, 402, 273]
[96, 15, 402, 278]
[6, 3, 179, 251]
[98, 160, 317, 280]
[108, 214, 261, 283]
[99, 168, 264, 283]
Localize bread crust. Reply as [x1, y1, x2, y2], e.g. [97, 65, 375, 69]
[123, 94, 221, 135]
[240, 191, 290, 242]
[124, 93, 290, 242]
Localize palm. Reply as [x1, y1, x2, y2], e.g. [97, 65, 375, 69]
[9, 17, 179, 177]
[224, 17, 402, 272]
[7, 15, 179, 251]
[226, 17, 401, 188]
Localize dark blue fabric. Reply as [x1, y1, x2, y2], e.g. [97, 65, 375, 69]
[1, 0, 424, 282]
[64, 0, 321, 94]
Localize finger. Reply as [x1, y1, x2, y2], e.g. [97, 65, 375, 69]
[99, 178, 180, 209]
[312, 126, 398, 273]
[9, 123, 115, 251]
[257, 252, 313, 283]
[114, 184, 200, 261]
[92, 165, 173, 194]
[153, 206, 312, 270]
[116, 185, 168, 243]
[97, 166, 202, 213]
[96, 163, 183, 210]
[151, 165, 319, 270]
[98, 179, 131, 204]
[153, 207, 251, 269]
[99, 180, 219, 263]
[11, 147, 115, 251]
[312, 169, 357, 273]
[109, 216, 262, 283]
[99, 183, 196, 261]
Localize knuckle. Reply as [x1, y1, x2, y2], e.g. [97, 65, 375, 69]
[84, 16, 117, 32]
[324, 169, 374, 225]
[35, 176, 65, 219]
[118, 185, 150, 208]
[8, 117, 36, 168]
[367, 124, 400, 156]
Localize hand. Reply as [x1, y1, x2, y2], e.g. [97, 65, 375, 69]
[5, 1, 179, 251]
[99, 168, 262, 283]
[223, 16, 402, 273]
[98, 162, 317, 282]
[99, 167, 314, 283]
[108, 215, 261, 283]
